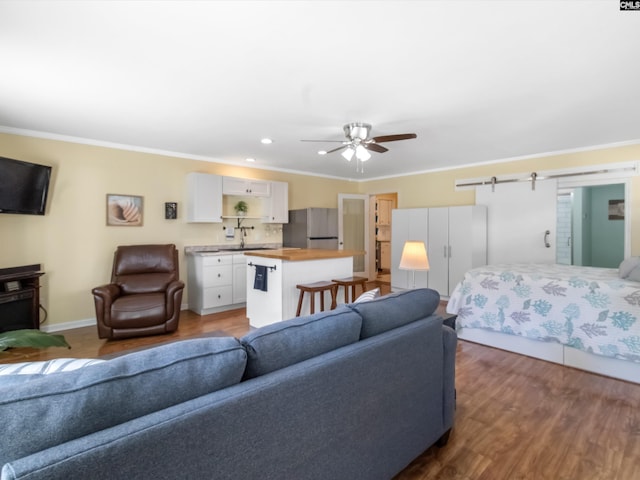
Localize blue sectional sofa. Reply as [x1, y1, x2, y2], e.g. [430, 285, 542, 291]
[0, 288, 456, 480]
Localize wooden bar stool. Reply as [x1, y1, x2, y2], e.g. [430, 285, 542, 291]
[331, 276, 368, 304]
[295, 281, 337, 316]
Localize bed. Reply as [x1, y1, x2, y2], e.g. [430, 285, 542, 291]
[446, 263, 640, 383]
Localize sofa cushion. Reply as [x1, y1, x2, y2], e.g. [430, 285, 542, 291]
[241, 305, 363, 379]
[351, 288, 440, 339]
[0, 337, 247, 467]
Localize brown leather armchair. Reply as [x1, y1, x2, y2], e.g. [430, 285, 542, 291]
[92, 244, 185, 340]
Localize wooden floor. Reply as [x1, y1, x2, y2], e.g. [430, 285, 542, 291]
[3, 284, 640, 479]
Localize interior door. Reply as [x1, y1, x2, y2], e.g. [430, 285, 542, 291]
[338, 194, 369, 278]
[476, 180, 557, 264]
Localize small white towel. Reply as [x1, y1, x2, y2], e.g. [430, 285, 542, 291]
[226, 227, 235, 239]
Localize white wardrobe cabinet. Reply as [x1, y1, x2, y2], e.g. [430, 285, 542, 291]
[391, 208, 429, 290]
[427, 206, 487, 296]
[391, 205, 487, 296]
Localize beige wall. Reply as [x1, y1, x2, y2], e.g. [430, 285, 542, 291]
[360, 144, 640, 254]
[1, 131, 639, 329]
[0, 133, 358, 328]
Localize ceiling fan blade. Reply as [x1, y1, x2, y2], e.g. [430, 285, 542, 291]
[324, 145, 348, 154]
[365, 143, 388, 153]
[372, 133, 417, 143]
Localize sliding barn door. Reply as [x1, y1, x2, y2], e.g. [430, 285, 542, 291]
[476, 180, 557, 264]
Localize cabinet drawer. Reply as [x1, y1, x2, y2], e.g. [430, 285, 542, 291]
[203, 265, 233, 286]
[203, 286, 233, 308]
[202, 255, 232, 267]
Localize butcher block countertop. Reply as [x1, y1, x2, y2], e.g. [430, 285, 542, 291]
[244, 248, 364, 261]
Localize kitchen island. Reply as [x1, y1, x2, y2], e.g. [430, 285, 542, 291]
[244, 248, 364, 328]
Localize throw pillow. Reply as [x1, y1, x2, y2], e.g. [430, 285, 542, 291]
[619, 257, 640, 278]
[0, 358, 105, 387]
[353, 287, 380, 304]
[627, 266, 640, 282]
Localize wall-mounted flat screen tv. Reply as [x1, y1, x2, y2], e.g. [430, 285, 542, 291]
[0, 156, 52, 215]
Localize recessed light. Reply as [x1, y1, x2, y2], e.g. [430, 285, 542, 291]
[318, 150, 327, 155]
[246, 158, 256, 162]
[260, 138, 273, 144]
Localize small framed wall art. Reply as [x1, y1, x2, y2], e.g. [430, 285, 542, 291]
[165, 202, 178, 219]
[106, 194, 143, 226]
[608, 199, 624, 220]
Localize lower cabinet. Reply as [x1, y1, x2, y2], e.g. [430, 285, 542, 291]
[232, 254, 247, 304]
[187, 253, 246, 315]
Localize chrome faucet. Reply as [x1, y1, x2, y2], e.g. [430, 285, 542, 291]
[239, 226, 249, 248]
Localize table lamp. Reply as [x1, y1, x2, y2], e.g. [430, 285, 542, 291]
[399, 240, 430, 288]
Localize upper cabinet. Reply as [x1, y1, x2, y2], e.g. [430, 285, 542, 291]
[186, 173, 223, 223]
[377, 199, 393, 226]
[222, 177, 271, 197]
[262, 181, 289, 223]
[186, 173, 287, 224]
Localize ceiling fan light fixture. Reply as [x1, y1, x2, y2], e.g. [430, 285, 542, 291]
[355, 145, 371, 161]
[341, 147, 355, 161]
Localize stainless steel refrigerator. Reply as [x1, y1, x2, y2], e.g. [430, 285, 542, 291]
[283, 208, 339, 249]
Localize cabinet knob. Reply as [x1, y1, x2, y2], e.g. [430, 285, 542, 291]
[218, 273, 221, 277]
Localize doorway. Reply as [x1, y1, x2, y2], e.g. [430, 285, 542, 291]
[371, 193, 397, 283]
[556, 184, 625, 267]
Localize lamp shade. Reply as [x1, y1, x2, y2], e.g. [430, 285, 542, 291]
[341, 147, 355, 161]
[399, 241, 430, 271]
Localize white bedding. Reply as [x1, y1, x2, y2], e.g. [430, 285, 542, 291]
[446, 264, 640, 363]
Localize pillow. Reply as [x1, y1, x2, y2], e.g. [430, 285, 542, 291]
[0, 358, 105, 387]
[353, 287, 380, 304]
[0, 337, 247, 468]
[627, 266, 640, 282]
[350, 288, 440, 339]
[241, 305, 363, 379]
[619, 257, 640, 278]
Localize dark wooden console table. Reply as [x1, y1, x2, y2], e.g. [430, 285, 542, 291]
[0, 264, 44, 332]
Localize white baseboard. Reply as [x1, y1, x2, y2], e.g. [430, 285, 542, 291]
[40, 303, 190, 333]
[41, 318, 96, 333]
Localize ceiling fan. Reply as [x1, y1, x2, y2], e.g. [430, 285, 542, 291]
[302, 123, 417, 165]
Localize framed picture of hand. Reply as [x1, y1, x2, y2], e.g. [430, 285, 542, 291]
[106, 194, 144, 226]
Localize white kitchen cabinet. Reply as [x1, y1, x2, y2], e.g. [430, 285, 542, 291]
[427, 205, 487, 296]
[222, 176, 271, 197]
[187, 253, 245, 315]
[186, 173, 223, 223]
[391, 208, 429, 290]
[232, 254, 247, 303]
[262, 180, 288, 223]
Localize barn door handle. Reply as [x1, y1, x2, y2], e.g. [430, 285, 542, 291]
[544, 230, 550, 248]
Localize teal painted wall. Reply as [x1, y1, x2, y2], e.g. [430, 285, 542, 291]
[589, 184, 625, 268]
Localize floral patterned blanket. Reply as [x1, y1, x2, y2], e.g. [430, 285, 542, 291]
[446, 264, 640, 363]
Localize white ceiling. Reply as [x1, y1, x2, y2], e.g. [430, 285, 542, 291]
[1, 1, 640, 181]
